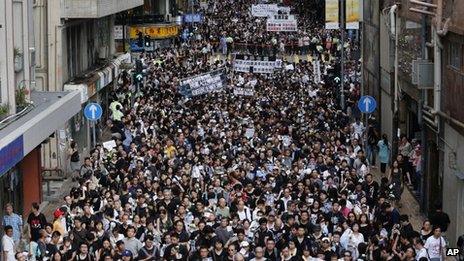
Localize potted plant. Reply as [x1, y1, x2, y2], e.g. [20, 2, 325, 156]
[0, 104, 9, 121]
[14, 47, 23, 72]
[15, 88, 28, 112]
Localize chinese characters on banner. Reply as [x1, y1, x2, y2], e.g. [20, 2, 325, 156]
[129, 25, 179, 39]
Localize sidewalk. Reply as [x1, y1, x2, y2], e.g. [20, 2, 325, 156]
[371, 167, 426, 230]
[40, 177, 76, 218]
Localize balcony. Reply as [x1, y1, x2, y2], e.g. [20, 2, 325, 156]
[61, 0, 144, 19]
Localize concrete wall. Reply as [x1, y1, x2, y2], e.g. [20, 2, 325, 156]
[0, 0, 34, 113]
[61, 0, 144, 19]
[33, 0, 48, 91]
[0, 0, 17, 112]
[442, 122, 464, 246]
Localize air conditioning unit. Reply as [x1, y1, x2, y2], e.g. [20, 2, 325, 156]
[412, 59, 434, 89]
[98, 46, 108, 59]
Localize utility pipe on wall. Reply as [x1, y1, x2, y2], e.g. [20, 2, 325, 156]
[390, 5, 399, 116]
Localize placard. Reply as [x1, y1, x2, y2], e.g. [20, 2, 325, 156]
[234, 88, 255, 96]
[102, 140, 117, 151]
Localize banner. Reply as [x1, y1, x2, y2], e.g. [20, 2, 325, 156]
[234, 87, 255, 96]
[346, 0, 360, 29]
[129, 25, 179, 39]
[252, 4, 291, 17]
[325, 0, 339, 29]
[251, 4, 278, 17]
[179, 69, 227, 97]
[234, 55, 282, 74]
[266, 19, 298, 32]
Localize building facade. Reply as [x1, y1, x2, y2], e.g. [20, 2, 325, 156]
[32, 0, 143, 172]
[0, 0, 81, 217]
[363, 0, 464, 245]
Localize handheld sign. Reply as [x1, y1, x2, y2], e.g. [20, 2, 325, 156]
[358, 95, 377, 114]
[84, 103, 103, 121]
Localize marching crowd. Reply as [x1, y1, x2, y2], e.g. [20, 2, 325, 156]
[2, 0, 454, 260]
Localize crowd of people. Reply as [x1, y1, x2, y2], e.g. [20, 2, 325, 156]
[1, 0, 454, 260]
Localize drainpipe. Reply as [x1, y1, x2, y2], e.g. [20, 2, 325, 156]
[390, 4, 400, 155]
[433, 0, 443, 123]
[390, 5, 399, 114]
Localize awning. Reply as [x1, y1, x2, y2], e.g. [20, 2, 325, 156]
[0, 90, 81, 177]
[64, 53, 132, 104]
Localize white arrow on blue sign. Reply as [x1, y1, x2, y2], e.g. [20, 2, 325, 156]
[84, 103, 103, 121]
[358, 95, 377, 114]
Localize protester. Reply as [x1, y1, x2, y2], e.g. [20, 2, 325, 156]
[2, 225, 16, 261]
[1, 0, 444, 260]
[2, 203, 23, 244]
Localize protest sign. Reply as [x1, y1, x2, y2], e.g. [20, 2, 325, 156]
[179, 69, 227, 97]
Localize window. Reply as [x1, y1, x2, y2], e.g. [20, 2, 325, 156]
[449, 42, 462, 70]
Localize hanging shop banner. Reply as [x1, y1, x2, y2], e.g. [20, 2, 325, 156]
[346, 0, 360, 29]
[325, 0, 339, 29]
[233, 55, 282, 74]
[179, 69, 227, 97]
[266, 19, 298, 32]
[251, 4, 278, 17]
[129, 25, 179, 39]
[234, 87, 255, 96]
[0, 135, 24, 177]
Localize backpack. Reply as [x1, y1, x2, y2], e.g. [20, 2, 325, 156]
[71, 150, 80, 162]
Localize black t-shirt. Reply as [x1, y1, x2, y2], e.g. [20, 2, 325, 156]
[27, 213, 47, 241]
[138, 246, 159, 260]
[46, 243, 59, 258]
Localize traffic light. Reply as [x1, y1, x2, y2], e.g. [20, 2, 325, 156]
[144, 35, 151, 47]
[135, 59, 143, 83]
[137, 31, 143, 47]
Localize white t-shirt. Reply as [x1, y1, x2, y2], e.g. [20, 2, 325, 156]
[352, 122, 365, 138]
[415, 247, 428, 260]
[425, 236, 446, 259]
[2, 235, 16, 261]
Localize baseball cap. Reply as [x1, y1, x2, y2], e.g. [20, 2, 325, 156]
[122, 250, 132, 257]
[53, 209, 64, 219]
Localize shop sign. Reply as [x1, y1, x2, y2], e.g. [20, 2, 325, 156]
[129, 25, 179, 39]
[0, 136, 24, 177]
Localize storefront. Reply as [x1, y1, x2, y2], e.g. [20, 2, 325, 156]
[0, 91, 81, 217]
[64, 53, 131, 152]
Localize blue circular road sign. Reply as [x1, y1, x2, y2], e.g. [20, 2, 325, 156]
[84, 103, 103, 121]
[358, 95, 377, 114]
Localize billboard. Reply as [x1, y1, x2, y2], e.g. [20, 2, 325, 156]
[325, 0, 339, 29]
[346, 0, 360, 29]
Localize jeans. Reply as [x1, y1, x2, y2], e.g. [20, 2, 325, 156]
[366, 145, 377, 166]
